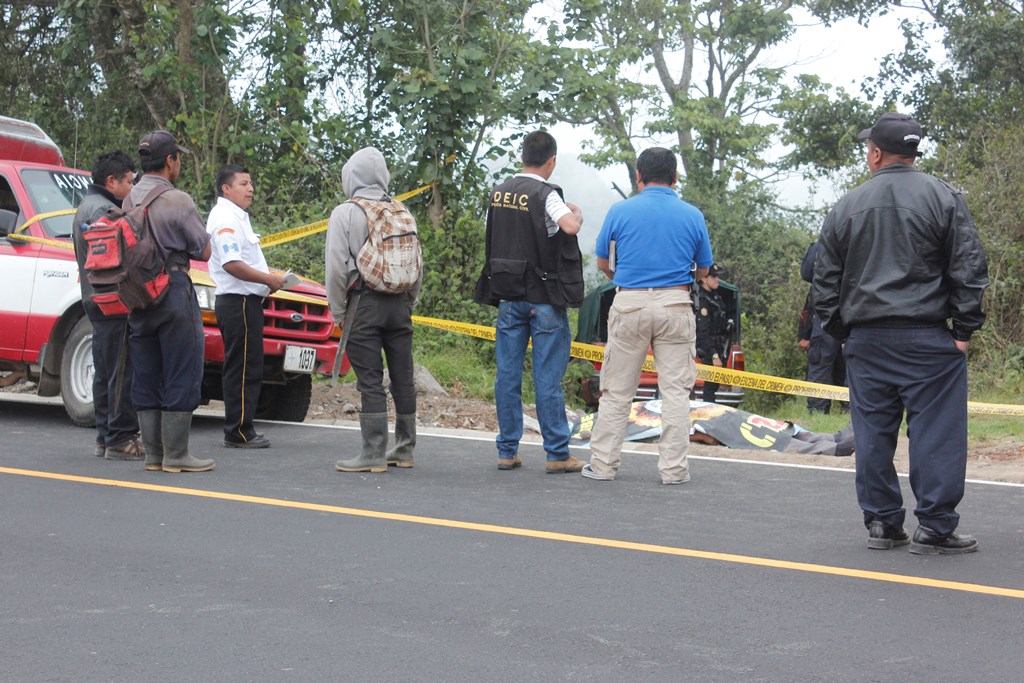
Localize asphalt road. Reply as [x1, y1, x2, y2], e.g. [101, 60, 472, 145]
[2, 397, 1023, 682]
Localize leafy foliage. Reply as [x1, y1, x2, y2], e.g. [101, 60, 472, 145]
[5, 0, 1024, 405]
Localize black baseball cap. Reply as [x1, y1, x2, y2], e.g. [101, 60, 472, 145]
[858, 112, 924, 158]
[138, 130, 191, 160]
[708, 263, 727, 277]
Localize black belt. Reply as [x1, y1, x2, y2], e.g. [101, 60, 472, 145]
[169, 264, 191, 273]
[217, 293, 265, 299]
[616, 285, 690, 292]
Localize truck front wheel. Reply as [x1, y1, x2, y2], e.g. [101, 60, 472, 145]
[61, 317, 96, 427]
[256, 374, 312, 422]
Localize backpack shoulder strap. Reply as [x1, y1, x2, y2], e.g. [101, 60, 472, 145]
[139, 183, 174, 209]
[123, 183, 174, 212]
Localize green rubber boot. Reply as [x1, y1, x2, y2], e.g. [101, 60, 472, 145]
[386, 413, 416, 468]
[138, 410, 164, 472]
[161, 411, 215, 473]
[336, 412, 388, 473]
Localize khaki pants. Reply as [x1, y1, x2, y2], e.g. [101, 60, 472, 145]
[588, 290, 697, 481]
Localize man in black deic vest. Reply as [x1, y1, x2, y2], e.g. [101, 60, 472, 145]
[475, 130, 585, 473]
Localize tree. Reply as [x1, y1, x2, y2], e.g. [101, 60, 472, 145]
[550, 0, 807, 194]
[543, 0, 860, 312]
[316, 0, 564, 320]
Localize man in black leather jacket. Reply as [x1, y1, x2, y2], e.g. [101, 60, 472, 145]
[813, 112, 988, 556]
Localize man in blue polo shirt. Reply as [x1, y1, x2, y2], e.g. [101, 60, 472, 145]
[583, 147, 713, 484]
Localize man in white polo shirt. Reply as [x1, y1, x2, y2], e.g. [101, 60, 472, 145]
[206, 164, 286, 448]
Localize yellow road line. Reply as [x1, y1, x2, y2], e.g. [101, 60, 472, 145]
[3, 465, 1022, 600]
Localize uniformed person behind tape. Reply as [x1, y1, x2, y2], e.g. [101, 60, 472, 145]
[473, 130, 585, 474]
[694, 262, 730, 403]
[206, 164, 287, 449]
[128, 130, 214, 473]
[797, 242, 845, 414]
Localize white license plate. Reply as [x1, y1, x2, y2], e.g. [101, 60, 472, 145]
[284, 345, 317, 373]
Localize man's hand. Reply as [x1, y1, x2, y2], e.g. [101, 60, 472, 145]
[556, 202, 583, 235]
[712, 356, 723, 368]
[954, 339, 969, 353]
[798, 339, 810, 352]
[264, 272, 288, 294]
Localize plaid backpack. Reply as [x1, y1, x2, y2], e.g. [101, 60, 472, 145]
[350, 196, 422, 294]
[82, 184, 173, 315]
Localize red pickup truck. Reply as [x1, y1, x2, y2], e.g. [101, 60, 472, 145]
[0, 116, 343, 425]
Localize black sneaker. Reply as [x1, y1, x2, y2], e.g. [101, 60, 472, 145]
[909, 526, 979, 555]
[866, 520, 910, 550]
[224, 433, 271, 449]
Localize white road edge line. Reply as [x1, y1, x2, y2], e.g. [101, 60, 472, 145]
[258, 417, 1024, 489]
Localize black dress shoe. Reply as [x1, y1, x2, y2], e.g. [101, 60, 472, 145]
[867, 520, 910, 550]
[223, 433, 271, 449]
[909, 526, 979, 555]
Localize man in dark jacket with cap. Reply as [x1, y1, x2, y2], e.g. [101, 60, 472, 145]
[813, 112, 988, 555]
[72, 150, 142, 460]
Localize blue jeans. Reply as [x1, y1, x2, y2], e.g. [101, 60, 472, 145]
[494, 301, 571, 461]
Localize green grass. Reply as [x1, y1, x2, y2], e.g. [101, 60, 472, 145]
[415, 343, 498, 401]
[967, 414, 1024, 444]
[747, 396, 852, 433]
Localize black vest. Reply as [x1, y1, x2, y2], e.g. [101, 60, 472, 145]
[474, 176, 583, 308]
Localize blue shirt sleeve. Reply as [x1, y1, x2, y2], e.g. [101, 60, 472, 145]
[694, 218, 713, 269]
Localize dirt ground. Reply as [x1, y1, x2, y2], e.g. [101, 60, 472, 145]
[4, 370, 1022, 483]
[306, 380, 1024, 485]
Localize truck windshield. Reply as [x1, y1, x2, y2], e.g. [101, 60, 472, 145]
[20, 168, 91, 238]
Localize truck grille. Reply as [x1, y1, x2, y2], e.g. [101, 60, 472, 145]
[263, 297, 334, 342]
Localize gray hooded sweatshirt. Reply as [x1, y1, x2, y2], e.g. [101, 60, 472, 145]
[325, 147, 420, 322]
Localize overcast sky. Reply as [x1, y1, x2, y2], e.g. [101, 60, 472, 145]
[537, 4, 944, 237]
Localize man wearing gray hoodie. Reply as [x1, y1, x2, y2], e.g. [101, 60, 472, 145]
[326, 147, 421, 472]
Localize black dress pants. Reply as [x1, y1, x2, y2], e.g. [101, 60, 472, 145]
[216, 294, 265, 442]
[806, 332, 845, 413]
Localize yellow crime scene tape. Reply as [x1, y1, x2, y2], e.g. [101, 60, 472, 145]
[259, 182, 433, 249]
[8, 209, 78, 249]
[411, 315, 1024, 416]
[15, 208, 77, 232]
[15, 182, 1023, 415]
[11, 181, 434, 252]
[6, 232, 72, 250]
